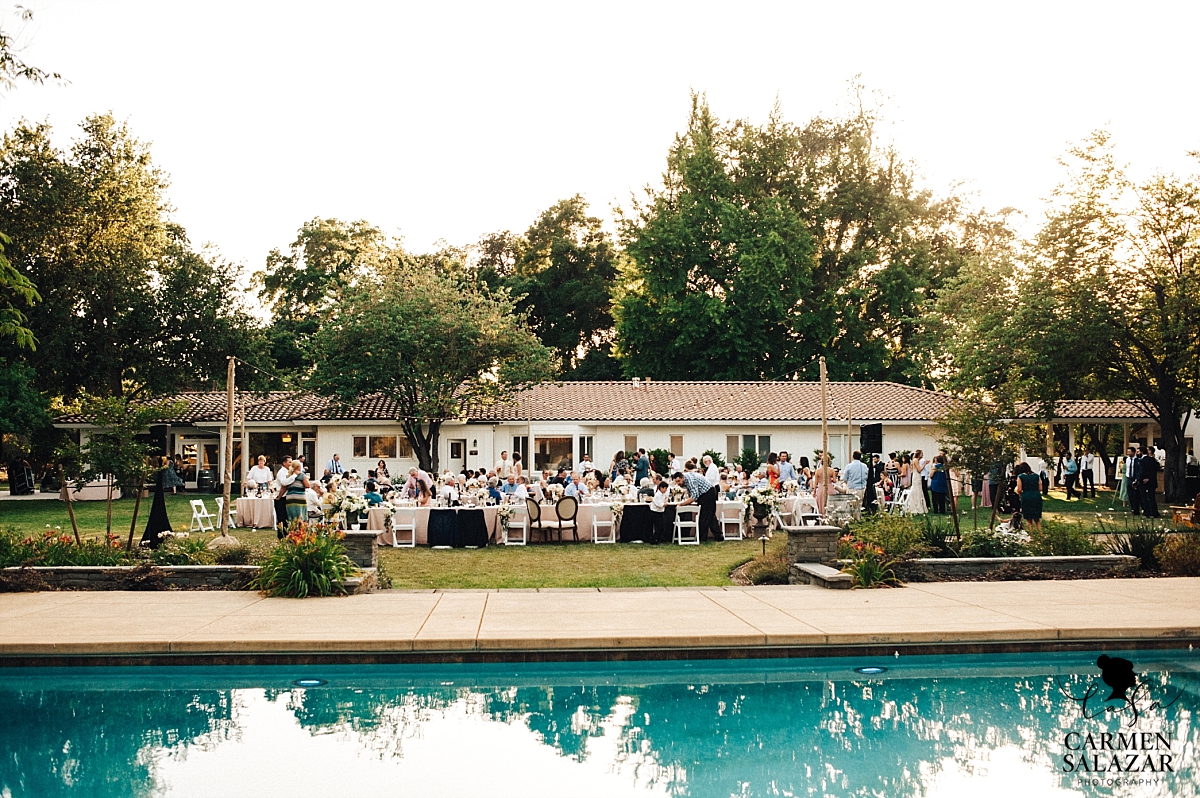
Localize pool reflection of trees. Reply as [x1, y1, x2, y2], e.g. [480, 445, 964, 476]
[284, 672, 1199, 796]
[1, 672, 1195, 798]
[0, 688, 236, 798]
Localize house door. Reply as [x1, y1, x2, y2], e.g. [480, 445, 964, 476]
[177, 439, 219, 491]
[448, 439, 467, 475]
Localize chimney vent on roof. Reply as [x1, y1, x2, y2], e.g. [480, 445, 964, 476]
[631, 377, 640, 389]
[644, 377, 651, 389]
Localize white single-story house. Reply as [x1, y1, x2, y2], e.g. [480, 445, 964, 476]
[53, 381, 1199, 490]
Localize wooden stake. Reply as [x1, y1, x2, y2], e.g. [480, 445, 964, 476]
[221, 357, 235, 535]
[819, 357, 829, 467]
[58, 465, 81, 545]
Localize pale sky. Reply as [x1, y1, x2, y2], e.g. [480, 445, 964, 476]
[1, 0, 1198, 277]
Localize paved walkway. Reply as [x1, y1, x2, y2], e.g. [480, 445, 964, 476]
[1, 578, 1198, 659]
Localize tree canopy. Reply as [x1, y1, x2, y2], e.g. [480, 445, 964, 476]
[935, 133, 1200, 501]
[0, 115, 263, 399]
[613, 92, 987, 383]
[308, 261, 555, 471]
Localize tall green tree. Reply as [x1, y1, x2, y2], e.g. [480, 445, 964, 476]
[309, 261, 555, 471]
[615, 92, 985, 383]
[476, 197, 619, 377]
[257, 218, 387, 373]
[0, 115, 261, 398]
[937, 133, 1200, 502]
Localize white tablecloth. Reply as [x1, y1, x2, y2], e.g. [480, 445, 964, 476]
[235, 496, 276, 528]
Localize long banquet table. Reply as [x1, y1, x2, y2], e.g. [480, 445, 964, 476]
[235, 496, 276, 529]
[369, 495, 796, 547]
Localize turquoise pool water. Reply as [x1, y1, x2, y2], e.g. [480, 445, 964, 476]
[1, 651, 1196, 797]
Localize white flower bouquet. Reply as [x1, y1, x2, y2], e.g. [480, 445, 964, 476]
[547, 483, 564, 501]
[669, 484, 687, 502]
[782, 479, 799, 495]
[741, 485, 781, 520]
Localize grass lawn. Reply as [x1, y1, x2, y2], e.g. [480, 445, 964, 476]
[0, 492, 766, 589]
[952, 486, 1150, 532]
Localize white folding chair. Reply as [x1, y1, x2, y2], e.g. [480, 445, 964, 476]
[890, 488, 911, 515]
[215, 497, 238, 528]
[391, 507, 416, 548]
[592, 504, 616, 544]
[189, 499, 216, 533]
[673, 506, 700, 545]
[504, 505, 529, 545]
[719, 503, 744, 540]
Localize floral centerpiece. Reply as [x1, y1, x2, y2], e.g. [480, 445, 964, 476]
[547, 483, 564, 502]
[741, 485, 781, 522]
[669, 484, 686, 502]
[498, 504, 515, 529]
[781, 479, 799, 496]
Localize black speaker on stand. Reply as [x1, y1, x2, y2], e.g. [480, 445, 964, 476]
[859, 423, 883, 457]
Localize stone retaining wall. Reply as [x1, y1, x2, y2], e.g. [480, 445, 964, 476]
[901, 554, 1138, 577]
[3, 565, 258, 590]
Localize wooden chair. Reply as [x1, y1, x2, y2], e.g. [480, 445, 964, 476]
[592, 503, 616, 543]
[542, 496, 579, 542]
[525, 497, 544, 543]
[215, 497, 237, 529]
[188, 499, 216, 534]
[718, 503, 744, 540]
[673, 506, 700, 545]
[391, 507, 416, 548]
[503, 503, 528, 545]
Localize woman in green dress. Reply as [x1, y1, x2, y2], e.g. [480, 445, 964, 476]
[1014, 462, 1043, 531]
[282, 462, 311, 525]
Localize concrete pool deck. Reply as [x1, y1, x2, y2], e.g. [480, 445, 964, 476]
[1, 577, 1199, 664]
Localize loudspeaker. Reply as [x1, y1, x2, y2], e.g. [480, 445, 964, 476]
[859, 423, 883, 456]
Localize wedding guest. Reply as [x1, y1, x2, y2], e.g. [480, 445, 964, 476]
[635, 449, 650, 484]
[1014, 462, 1043, 532]
[487, 477, 503, 504]
[362, 480, 384, 507]
[674, 470, 723, 541]
[703, 455, 721, 485]
[778, 452, 797, 484]
[246, 456, 273, 491]
[929, 454, 949, 514]
[1139, 447, 1161, 518]
[274, 455, 293, 534]
[650, 480, 670, 542]
[1080, 448, 1096, 498]
[512, 450, 524, 480]
[282, 462, 312, 525]
[1063, 451, 1080, 500]
[375, 460, 391, 486]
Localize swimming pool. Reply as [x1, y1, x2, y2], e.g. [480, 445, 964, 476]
[1, 651, 1196, 796]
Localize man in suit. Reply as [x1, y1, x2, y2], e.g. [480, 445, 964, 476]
[1128, 446, 1143, 516]
[635, 448, 650, 485]
[1139, 448, 1161, 518]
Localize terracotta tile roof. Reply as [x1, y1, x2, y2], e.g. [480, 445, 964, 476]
[471, 381, 957, 423]
[56, 385, 1159, 426]
[1016, 399, 1156, 421]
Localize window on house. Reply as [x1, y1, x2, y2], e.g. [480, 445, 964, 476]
[726, 435, 739, 463]
[623, 435, 638, 457]
[535, 437, 573, 472]
[670, 435, 684, 457]
[742, 434, 771, 459]
[370, 436, 398, 459]
[513, 436, 528, 462]
[579, 436, 593, 461]
[353, 436, 367, 458]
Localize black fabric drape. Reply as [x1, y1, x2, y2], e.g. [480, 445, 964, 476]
[140, 469, 172, 548]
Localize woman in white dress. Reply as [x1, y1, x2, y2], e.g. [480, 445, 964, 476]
[904, 453, 928, 514]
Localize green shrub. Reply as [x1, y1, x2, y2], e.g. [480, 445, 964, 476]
[845, 514, 927, 560]
[736, 448, 762, 473]
[648, 448, 671, 476]
[915, 515, 958, 558]
[148, 533, 212, 566]
[1029, 520, 1104, 556]
[213, 544, 252, 565]
[960, 524, 1031, 557]
[839, 543, 901, 588]
[1155, 534, 1200, 576]
[253, 520, 357, 598]
[742, 547, 788, 585]
[1102, 517, 1169, 570]
[0, 527, 130, 567]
